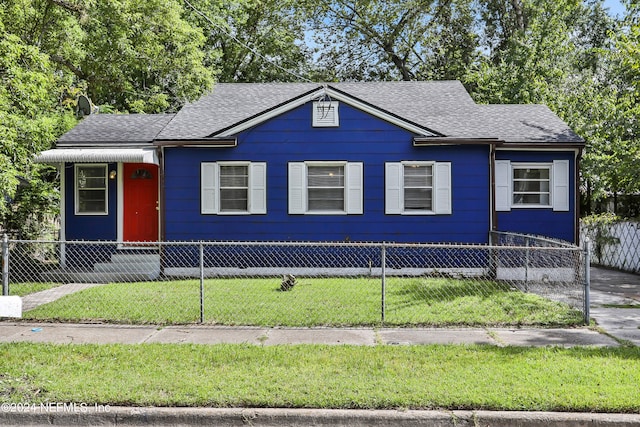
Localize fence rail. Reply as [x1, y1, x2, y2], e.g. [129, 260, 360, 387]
[2, 236, 590, 326]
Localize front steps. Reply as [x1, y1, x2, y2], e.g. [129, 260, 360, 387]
[42, 252, 161, 283]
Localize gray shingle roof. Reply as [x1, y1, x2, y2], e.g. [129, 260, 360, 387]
[57, 81, 583, 145]
[58, 114, 175, 146]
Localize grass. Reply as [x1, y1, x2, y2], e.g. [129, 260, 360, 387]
[0, 342, 639, 412]
[8, 282, 60, 297]
[23, 277, 583, 326]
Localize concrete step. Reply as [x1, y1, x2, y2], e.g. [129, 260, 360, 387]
[40, 270, 160, 283]
[110, 253, 160, 264]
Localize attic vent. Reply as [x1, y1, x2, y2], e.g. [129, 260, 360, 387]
[313, 101, 339, 127]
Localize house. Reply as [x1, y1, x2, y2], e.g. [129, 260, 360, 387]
[36, 81, 584, 248]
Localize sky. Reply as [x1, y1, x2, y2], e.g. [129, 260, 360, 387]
[604, 0, 625, 17]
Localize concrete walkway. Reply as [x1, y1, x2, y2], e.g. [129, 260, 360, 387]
[589, 266, 640, 345]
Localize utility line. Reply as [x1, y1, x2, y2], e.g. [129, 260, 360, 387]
[182, 0, 314, 83]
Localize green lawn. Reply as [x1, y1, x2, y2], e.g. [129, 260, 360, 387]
[1, 343, 638, 412]
[8, 282, 60, 297]
[23, 277, 583, 326]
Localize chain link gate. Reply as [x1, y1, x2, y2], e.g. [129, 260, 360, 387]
[3, 235, 589, 326]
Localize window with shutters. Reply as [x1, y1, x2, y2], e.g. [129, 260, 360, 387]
[495, 160, 569, 212]
[75, 164, 108, 215]
[385, 161, 451, 215]
[288, 161, 363, 215]
[201, 162, 266, 215]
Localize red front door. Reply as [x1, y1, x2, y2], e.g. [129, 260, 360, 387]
[123, 163, 159, 242]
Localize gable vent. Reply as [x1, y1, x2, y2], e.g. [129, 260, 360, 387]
[313, 101, 339, 127]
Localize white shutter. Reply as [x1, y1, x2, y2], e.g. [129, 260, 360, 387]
[201, 162, 218, 214]
[288, 162, 306, 214]
[249, 162, 267, 214]
[345, 162, 363, 214]
[552, 159, 570, 212]
[434, 162, 452, 215]
[495, 160, 511, 212]
[385, 162, 402, 214]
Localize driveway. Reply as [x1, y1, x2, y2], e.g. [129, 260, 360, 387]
[590, 266, 640, 345]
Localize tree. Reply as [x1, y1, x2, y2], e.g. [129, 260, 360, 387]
[185, 0, 313, 82]
[303, 0, 477, 81]
[0, 21, 76, 238]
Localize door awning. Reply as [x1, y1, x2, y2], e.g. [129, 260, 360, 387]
[34, 148, 159, 165]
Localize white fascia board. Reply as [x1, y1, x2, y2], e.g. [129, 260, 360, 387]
[217, 87, 437, 137]
[217, 89, 327, 137]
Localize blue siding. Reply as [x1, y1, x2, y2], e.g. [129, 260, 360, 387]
[163, 102, 491, 243]
[496, 151, 577, 243]
[64, 163, 118, 241]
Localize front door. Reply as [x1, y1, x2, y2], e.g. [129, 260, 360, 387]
[123, 163, 159, 242]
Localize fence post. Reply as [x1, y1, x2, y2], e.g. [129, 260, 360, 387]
[381, 242, 386, 324]
[199, 241, 205, 323]
[2, 234, 8, 296]
[583, 238, 591, 325]
[524, 237, 530, 292]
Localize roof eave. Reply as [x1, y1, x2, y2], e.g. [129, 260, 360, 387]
[413, 137, 504, 146]
[154, 138, 237, 148]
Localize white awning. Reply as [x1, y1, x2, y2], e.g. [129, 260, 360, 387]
[34, 148, 159, 165]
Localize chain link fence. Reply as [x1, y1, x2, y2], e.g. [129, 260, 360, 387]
[2, 235, 589, 326]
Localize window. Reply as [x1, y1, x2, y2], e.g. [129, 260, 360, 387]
[495, 160, 569, 212]
[385, 162, 451, 215]
[219, 164, 249, 212]
[512, 165, 550, 207]
[307, 165, 344, 211]
[288, 162, 363, 214]
[201, 162, 266, 214]
[403, 164, 433, 211]
[75, 164, 108, 215]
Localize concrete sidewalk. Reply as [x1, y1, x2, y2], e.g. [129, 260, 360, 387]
[0, 322, 620, 347]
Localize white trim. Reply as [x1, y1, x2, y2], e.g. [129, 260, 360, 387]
[59, 165, 66, 267]
[217, 87, 437, 137]
[511, 163, 552, 209]
[117, 163, 124, 243]
[36, 148, 159, 165]
[327, 89, 437, 136]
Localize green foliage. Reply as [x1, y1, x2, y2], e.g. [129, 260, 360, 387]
[0, 22, 76, 238]
[304, 0, 477, 81]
